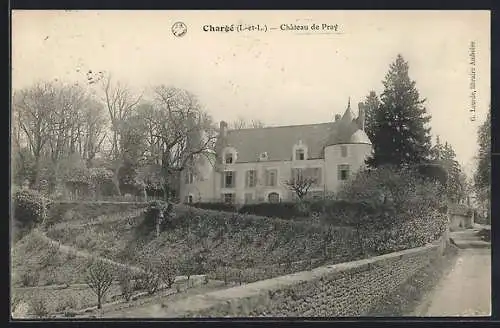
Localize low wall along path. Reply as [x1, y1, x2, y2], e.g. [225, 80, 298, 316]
[114, 243, 445, 318]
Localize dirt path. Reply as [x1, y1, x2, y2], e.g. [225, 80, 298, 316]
[32, 229, 145, 274]
[100, 280, 235, 318]
[413, 229, 491, 316]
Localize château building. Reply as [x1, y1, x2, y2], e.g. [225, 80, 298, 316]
[180, 100, 372, 204]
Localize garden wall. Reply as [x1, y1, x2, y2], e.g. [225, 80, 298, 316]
[165, 243, 444, 317]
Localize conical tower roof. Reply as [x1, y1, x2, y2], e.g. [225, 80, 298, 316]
[341, 97, 355, 123]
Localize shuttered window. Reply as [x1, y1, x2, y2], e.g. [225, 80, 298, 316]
[222, 171, 236, 188]
[266, 169, 277, 186]
[246, 170, 257, 188]
[338, 164, 350, 181]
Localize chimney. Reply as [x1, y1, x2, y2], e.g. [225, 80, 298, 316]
[219, 120, 228, 138]
[358, 102, 365, 130]
[334, 114, 341, 122]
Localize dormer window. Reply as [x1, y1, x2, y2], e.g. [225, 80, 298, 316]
[293, 141, 308, 161]
[225, 152, 233, 164]
[295, 148, 305, 161]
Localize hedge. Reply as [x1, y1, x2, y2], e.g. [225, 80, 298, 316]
[13, 188, 51, 228]
[189, 202, 238, 213]
[188, 200, 396, 226]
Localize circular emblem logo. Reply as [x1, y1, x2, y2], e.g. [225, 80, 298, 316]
[172, 21, 187, 37]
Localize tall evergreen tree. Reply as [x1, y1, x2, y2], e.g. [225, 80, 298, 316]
[474, 110, 491, 216]
[430, 136, 466, 203]
[362, 91, 380, 142]
[430, 136, 445, 160]
[366, 54, 432, 168]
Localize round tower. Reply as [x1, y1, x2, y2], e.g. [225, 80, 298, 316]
[324, 100, 372, 193]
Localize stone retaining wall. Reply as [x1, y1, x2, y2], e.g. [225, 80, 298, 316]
[164, 244, 442, 317]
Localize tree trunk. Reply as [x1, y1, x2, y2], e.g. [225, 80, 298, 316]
[33, 156, 42, 188]
[97, 294, 102, 310]
[112, 159, 123, 196]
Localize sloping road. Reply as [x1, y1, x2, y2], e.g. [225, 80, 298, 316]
[413, 229, 491, 316]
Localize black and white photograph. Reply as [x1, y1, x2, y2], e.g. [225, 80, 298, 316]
[10, 10, 491, 319]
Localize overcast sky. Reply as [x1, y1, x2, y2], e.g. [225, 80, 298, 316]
[12, 10, 490, 176]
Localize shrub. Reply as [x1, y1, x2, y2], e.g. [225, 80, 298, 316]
[20, 269, 40, 287]
[477, 228, 491, 242]
[40, 242, 61, 267]
[135, 270, 161, 295]
[137, 255, 162, 294]
[29, 296, 49, 318]
[189, 202, 238, 213]
[338, 165, 445, 219]
[338, 165, 448, 252]
[117, 268, 135, 301]
[157, 255, 177, 288]
[143, 200, 174, 229]
[63, 311, 77, 318]
[179, 255, 198, 282]
[238, 202, 299, 219]
[13, 188, 50, 230]
[54, 295, 77, 313]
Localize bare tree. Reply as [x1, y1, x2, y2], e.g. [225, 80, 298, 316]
[85, 258, 114, 310]
[13, 82, 58, 186]
[284, 171, 317, 200]
[149, 86, 218, 200]
[100, 74, 142, 195]
[13, 81, 109, 192]
[80, 98, 107, 166]
[117, 267, 134, 302]
[230, 116, 265, 129]
[137, 253, 176, 294]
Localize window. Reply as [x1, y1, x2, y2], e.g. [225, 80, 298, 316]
[184, 171, 194, 184]
[307, 167, 322, 186]
[223, 193, 235, 204]
[266, 169, 277, 187]
[244, 193, 253, 204]
[295, 148, 305, 160]
[184, 195, 193, 204]
[341, 145, 348, 158]
[338, 164, 350, 181]
[224, 171, 235, 188]
[268, 192, 280, 204]
[246, 170, 257, 188]
[225, 152, 233, 164]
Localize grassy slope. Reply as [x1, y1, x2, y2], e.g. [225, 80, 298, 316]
[12, 204, 147, 287]
[45, 205, 359, 276]
[11, 231, 91, 286]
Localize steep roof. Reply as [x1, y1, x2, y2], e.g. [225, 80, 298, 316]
[218, 101, 371, 163]
[224, 122, 337, 162]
